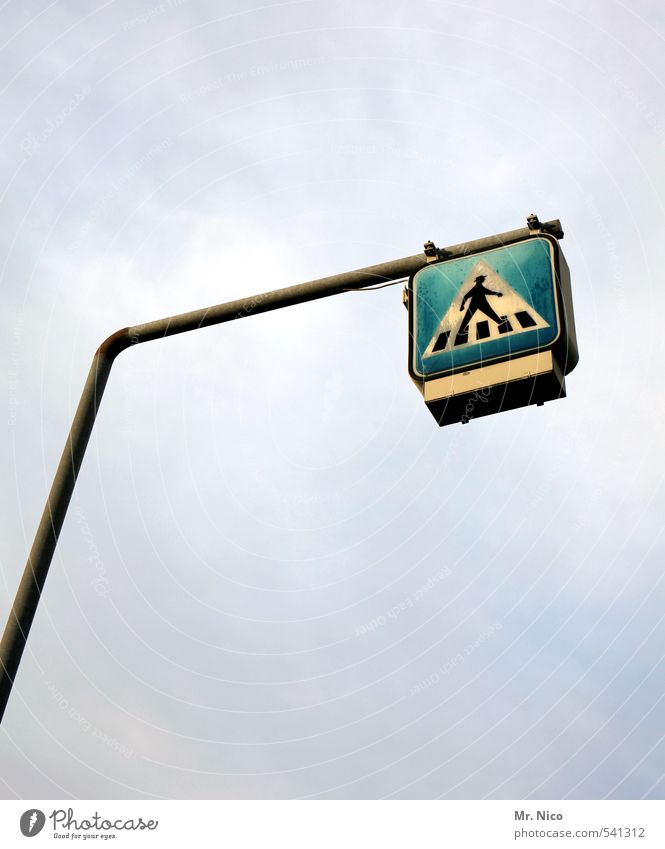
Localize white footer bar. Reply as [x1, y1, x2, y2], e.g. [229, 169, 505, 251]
[1, 800, 663, 848]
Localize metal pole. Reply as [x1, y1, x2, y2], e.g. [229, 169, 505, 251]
[0, 220, 561, 724]
[0, 352, 114, 723]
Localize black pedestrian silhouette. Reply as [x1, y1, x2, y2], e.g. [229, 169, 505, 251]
[455, 274, 506, 345]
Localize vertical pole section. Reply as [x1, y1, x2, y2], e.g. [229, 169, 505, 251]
[0, 350, 115, 723]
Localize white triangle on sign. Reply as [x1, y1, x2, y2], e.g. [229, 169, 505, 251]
[423, 259, 550, 357]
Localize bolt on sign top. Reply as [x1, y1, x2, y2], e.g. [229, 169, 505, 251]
[408, 219, 579, 426]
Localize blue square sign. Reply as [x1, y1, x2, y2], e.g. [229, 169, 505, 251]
[407, 230, 579, 426]
[410, 236, 561, 380]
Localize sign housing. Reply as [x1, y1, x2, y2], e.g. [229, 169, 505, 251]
[408, 228, 578, 426]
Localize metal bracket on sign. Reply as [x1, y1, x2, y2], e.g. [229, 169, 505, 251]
[527, 214, 564, 240]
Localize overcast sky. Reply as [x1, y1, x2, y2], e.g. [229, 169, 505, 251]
[1, 0, 664, 800]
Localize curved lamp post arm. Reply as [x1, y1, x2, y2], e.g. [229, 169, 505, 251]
[0, 218, 560, 724]
[0, 248, 428, 724]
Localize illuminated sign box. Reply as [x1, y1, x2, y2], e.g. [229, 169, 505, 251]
[408, 233, 579, 426]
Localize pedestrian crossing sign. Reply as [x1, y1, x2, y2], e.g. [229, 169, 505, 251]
[408, 232, 578, 426]
[422, 259, 551, 359]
